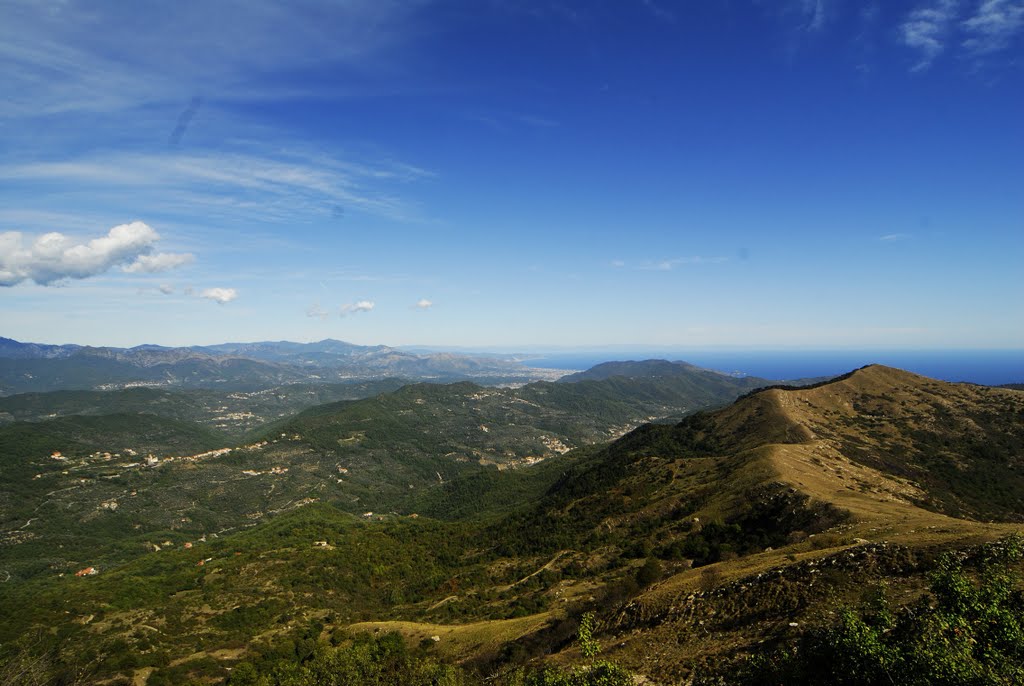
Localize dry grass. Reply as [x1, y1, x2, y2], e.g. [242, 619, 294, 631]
[541, 366, 1024, 682]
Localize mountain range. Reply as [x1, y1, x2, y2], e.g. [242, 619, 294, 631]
[0, 337, 569, 395]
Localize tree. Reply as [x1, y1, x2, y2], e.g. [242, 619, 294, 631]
[635, 558, 663, 587]
[577, 612, 600, 660]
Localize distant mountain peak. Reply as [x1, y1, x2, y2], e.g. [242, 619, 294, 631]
[0, 337, 561, 394]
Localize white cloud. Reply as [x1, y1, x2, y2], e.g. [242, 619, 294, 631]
[123, 252, 195, 274]
[610, 259, 626, 268]
[0, 221, 189, 286]
[901, 0, 961, 71]
[414, 298, 433, 309]
[158, 284, 175, 295]
[200, 287, 237, 304]
[880, 233, 911, 241]
[340, 300, 375, 316]
[963, 0, 1024, 54]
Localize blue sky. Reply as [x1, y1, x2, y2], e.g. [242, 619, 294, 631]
[1, 0, 1022, 349]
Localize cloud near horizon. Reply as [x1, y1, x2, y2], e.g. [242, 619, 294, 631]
[0, 221, 192, 287]
[200, 287, 238, 304]
[340, 300, 375, 316]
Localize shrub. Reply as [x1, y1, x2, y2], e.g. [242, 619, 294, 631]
[635, 558, 663, 587]
[699, 567, 722, 593]
[737, 535, 1024, 685]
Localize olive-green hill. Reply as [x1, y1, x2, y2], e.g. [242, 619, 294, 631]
[0, 366, 776, 587]
[0, 380, 410, 436]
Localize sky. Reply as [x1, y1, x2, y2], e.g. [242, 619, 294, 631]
[1, 0, 1022, 349]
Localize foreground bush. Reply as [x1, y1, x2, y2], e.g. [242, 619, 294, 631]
[738, 535, 1024, 685]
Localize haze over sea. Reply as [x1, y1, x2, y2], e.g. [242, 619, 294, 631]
[524, 350, 1024, 387]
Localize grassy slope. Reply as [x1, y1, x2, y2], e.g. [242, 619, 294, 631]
[338, 366, 1024, 682]
[572, 366, 1024, 680]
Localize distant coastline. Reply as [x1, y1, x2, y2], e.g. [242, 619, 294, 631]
[522, 349, 1024, 386]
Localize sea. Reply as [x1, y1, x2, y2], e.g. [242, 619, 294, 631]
[522, 349, 1024, 387]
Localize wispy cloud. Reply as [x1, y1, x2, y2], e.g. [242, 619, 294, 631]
[340, 300, 375, 316]
[0, 221, 191, 287]
[0, 149, 431, 223]
[0, 1, 427, 118]
[901, 0, 961, 71]
[880, 233, 912, 241]
[962, 0, 1024, 55]
[414, 298, 433, 309]
[158, 284, 175, 295]
[200, 287, 238, 304]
